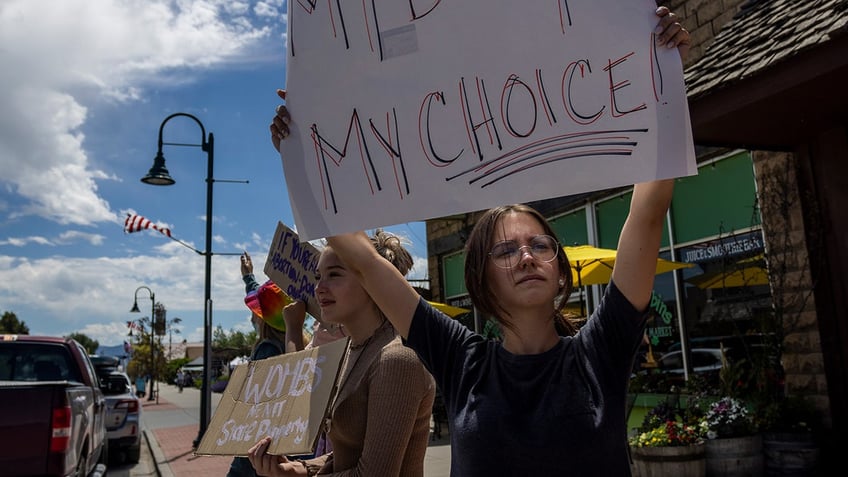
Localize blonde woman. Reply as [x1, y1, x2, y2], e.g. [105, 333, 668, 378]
[249, 230, 435, 476]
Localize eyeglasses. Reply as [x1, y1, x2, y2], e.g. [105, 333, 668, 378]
[489, 234, 559, 269]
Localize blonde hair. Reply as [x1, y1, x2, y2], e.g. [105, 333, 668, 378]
[370, 228, 414, 276]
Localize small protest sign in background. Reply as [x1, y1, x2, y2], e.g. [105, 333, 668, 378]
[263, 221, 322, 320]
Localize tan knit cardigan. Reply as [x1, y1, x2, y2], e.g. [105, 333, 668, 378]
[303, 320, 435, 476]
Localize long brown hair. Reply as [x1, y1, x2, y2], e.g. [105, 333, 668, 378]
[464, 204, 576, 336]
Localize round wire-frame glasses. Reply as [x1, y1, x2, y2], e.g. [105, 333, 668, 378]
[489, 234, 560, 269]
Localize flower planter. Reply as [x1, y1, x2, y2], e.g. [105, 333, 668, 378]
[631, 443, 706, 477]
[762, 432, 819, 476]
[705, 434, 763, 477]
[627, 393, 702, 434]
[211, 379, 229, 393]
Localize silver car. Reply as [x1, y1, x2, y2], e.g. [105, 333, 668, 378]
[101, 371, 142, 463]
[90, 355, 143, 464]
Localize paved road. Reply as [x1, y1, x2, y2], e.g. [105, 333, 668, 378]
[129, 380, 451, 476]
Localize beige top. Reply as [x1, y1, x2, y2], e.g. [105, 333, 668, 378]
[304, 320, 435, 476]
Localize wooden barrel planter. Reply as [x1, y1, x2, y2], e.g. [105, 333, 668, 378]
[762, 432, 819, 476]
[631, 443, 706, 477]
[705, 434, 764, 477]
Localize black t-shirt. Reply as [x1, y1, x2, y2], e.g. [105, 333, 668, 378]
[405, 281, 647, 476]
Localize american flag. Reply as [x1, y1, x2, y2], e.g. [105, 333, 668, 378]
[124, 213, 171, 238]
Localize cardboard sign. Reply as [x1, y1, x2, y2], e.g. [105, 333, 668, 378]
[263, 221, 322, 320]
[280, 0, 696, 240]
[196, 338, 348, 456]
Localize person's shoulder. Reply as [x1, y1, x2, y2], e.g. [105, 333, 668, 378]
[380, 336, 427, 367]
[598, 279, 640, 316]
[377, 338, 434, 391]
[254, 338, 285, 358]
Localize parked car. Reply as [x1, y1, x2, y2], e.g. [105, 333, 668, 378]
[666, 333, 770, 353]
[654, 348, 724, 381]
[632, 348, 725, 392]
[0, 335, 108, 477]
[634, 341, 778, 393]
[89, 356, 142, 464]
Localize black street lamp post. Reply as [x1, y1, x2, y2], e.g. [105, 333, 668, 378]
[141, 112, 214, 449]
[130, 286, 156, 402]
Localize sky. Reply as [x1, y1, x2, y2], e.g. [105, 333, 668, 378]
[0, 0, 428, 348]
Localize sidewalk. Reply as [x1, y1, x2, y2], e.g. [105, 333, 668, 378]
[139, 382, 451, 476]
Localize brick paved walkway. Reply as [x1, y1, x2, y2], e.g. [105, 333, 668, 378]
[141, 396, 231, 476]
[152, 423, 231, 475]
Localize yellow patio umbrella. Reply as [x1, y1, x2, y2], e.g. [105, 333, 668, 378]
[564, 245, 619, 287]
[428, 301, 471, 318]
[687, 255, 769, 289]
[563, 245, 694, 315]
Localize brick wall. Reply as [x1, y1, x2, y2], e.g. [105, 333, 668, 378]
[753, 151, 831, 424]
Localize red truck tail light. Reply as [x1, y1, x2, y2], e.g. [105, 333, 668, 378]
[50, 405, 72, 452]
[115, 399, 139, 413]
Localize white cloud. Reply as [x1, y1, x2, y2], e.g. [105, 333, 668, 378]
[254, 0, 285, 19]
[0, 0, 274, 227]
[0, 249, 250, 344]
[410, 255, 429, 282]
[0, 236, 54, 247]
[57, 230, 107, 246]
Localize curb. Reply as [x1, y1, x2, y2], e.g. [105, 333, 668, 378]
[143, 429, 173, 477]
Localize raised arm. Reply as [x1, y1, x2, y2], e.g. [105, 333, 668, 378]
[611, 179, 674, 311]
[327, 232, 421, 338]
[611, 6, 689, 310]
[283, 300, 307, 353]
[241, 251, 260, 294]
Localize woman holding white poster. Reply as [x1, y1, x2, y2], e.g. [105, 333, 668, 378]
[262, 6, 691, 476]
[249, 230, 435, 476]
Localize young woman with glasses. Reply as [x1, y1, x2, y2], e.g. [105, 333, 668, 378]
[265, 7, 689, 475]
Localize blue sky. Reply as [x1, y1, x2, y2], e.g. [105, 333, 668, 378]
[0, 0, 428, 347]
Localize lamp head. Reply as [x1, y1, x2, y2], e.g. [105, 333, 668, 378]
[141, 151, 175, 186]
[130, 300, 141, 313]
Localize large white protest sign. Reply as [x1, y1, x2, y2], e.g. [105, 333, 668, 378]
[281, 0, 697, 240]
[196, 338, 348, 456]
